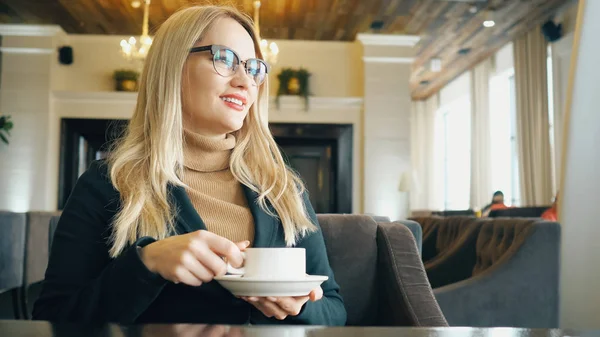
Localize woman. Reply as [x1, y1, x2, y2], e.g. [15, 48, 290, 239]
[32, 5, 346, 326]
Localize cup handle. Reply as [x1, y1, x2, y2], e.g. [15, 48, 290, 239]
[226, 252, 246, 275]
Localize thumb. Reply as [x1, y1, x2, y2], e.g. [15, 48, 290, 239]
[309, 286, 324, 302]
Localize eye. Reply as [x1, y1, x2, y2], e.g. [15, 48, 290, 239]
[214, 48, 237, 70]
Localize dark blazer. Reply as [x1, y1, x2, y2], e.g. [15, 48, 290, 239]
[32, 161, 346, 325]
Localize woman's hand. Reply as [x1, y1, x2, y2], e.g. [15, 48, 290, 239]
[241, 286, 323, 320]
[139, 230, 249, 286]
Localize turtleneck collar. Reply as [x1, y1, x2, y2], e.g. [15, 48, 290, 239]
[183, 128, 236, 172]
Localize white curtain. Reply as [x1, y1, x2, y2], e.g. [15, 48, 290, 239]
[513, 26, 554, 205]
[410, 93, 443, 211]
[469, 58, 494, 209]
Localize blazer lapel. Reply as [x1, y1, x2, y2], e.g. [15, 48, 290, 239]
[242, 185, 281, 247]
[169, 184, 207, 234]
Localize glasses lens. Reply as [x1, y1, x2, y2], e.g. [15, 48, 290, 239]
[246, 59, 268, 85]
[213, 47, 238, 76]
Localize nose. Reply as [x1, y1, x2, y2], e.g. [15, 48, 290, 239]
[230, 63, 253, 89]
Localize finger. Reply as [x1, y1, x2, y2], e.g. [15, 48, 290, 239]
[172, 266, 202, 286]
[198, 231, 244, 267]
[309, 287, 324, 301]
[255, 299, 289, 320]
[190, 243, 229, 277]
[181, 251, 215, 282]
[270, 297, 307, 316]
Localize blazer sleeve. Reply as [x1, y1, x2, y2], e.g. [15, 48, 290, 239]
[253, 192, 347, 326]
[32, 161, 168, 323]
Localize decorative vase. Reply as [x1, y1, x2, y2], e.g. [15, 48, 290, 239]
[116, 79, 137, 92]
[287, 77, 300, 95]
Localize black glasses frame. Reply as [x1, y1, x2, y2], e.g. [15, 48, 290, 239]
[189, 44, 270, 85]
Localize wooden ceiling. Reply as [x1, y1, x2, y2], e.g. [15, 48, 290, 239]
[0, 0, 575, 100]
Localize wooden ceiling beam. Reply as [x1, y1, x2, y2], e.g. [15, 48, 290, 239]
[410, 0, 571, 100]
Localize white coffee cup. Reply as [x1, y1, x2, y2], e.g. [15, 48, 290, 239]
[226, 248, 306, 280]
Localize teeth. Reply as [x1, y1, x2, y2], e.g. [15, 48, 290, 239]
[221, 97, 243, 106]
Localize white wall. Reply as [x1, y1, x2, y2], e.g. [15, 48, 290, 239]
[494, 42, 514, 75]
[0, 29, 65, 211]
[440, 71, 471, 107]
[54, 35, 364, 98]
[559, 0, 600, 329]
[358, 35, 419, 221]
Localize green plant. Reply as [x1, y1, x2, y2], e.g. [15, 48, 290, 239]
[113, 69, 140, 81]
[276, 67, 311, 110]
[0, 115, 14, 145]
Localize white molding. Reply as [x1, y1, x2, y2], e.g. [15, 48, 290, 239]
[356, 33, 420, 47]
[0, 24, 65, 37]
[0, 47, 54, 54]
[53, 91, 137, 103]
[66, 34, 141, 43]
[362, 56, 414, 64]
[274, 95, 363, 112]
[52, 91, 363, 111]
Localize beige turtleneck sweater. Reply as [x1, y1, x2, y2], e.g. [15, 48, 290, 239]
[182, 128, 255, 246]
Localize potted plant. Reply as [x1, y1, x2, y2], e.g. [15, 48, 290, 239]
[113, 69, 140, 92]
[0, 115, 13, 145]
[276, 67, 311, 110]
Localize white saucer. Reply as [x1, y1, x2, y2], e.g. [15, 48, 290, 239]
[214, 275, 328, 297]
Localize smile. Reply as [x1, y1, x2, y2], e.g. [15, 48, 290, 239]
[221, 96, 244, 107]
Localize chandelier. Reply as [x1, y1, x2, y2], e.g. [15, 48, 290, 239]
[120, 0, 153, 65]
[253, 1, 279, 65]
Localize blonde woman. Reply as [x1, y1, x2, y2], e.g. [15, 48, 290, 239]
[33, 5, 346, 325]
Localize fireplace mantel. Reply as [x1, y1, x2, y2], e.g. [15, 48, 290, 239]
[52, 91, 363, 119]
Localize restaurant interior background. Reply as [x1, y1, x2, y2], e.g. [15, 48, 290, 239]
[0, 0, 599, 329]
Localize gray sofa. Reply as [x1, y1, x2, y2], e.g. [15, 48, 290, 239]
[433, 220, 560, 328]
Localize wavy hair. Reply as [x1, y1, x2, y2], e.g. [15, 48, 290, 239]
[107, 5, 316, 257]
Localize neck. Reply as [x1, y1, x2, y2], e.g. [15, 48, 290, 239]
[183, 127, 236, 172]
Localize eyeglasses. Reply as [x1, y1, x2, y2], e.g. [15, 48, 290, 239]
[189, 44, 269, 86]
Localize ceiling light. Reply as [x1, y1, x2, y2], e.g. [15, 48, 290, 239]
[483, 9, 496, 28]
[483, 20, 495, 28]
[131, 0, 141, 8]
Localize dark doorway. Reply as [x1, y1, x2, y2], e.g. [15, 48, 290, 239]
[58, 118, 127, 209]
[270, 123, 353, 214]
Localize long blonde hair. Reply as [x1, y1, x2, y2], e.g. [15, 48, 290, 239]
[107, 5, 316, 257]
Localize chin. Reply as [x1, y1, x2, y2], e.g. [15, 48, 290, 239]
[221, 119, 245, 134]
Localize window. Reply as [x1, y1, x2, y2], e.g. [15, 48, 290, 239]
[489, 69, 520, 206]
[439, 96, 472, 210]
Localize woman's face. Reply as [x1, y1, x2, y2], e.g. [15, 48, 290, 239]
[493, 195, 504, 204]
[182, 17, 260, 138]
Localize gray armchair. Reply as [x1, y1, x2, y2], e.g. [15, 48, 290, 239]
[367, 215, 423, 254]
[0, 211, 27, 319]
[20, 212, 62, 319]
[433, 220, 560, 328]
[317, 214, 447, 327]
